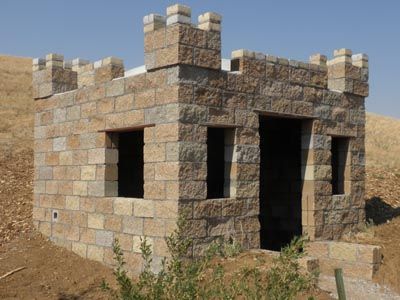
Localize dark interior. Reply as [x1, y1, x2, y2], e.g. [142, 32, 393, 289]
[331, 137, 348, 195]
[207, 127, 225, 199]
[118, 131, 144, 198]
[259, 116, 303, 251]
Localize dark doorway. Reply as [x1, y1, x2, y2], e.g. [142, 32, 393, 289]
[118, 131, 144, 198]
[259, 117, 303, 251]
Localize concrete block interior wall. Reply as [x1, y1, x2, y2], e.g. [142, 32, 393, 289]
[32, 4, 368, 273]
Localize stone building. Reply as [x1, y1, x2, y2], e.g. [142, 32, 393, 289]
[32, 4, 368, 273]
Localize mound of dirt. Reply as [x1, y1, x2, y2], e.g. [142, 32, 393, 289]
[0, 233, 115, 300]
[0, 149, 33, 246]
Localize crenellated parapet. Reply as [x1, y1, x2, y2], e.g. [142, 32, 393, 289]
[228, 48, 369, 96]
[327, 48, 369, 97]
[32, 55, 125, 99]
[74, 56, 124, 88]
[230, 49, 328, 89]
[32, 54, 77, 99]
[143, 4, 221, 71]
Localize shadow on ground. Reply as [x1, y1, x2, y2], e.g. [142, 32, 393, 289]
[366, 196, 400, 225]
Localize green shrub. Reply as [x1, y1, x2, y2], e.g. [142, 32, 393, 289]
[102, 216, 316, 300]
[266, 236, 317, 300]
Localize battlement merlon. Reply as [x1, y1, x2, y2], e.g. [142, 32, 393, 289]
[32, 54, 77, 99]
[144, 4, 222, 71]
[327, 48, 369, 97]
[230, 49, 328, 89]
[33, 55, 125, 99]
[229, 48, 369, 96]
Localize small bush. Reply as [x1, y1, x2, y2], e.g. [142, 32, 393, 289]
[266, 236, 316, 300]
[102, 216, 316, 300]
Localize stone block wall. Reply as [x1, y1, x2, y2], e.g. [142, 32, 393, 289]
[32, 3, 369, 273]
[308, 241, 381, 280]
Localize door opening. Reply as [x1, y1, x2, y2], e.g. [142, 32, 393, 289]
[259, 116, 303, 251]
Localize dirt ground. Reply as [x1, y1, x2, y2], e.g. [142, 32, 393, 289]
[0, 149, 33, 246]
[0, 233, 115, 300]
[0, 149, 115, 299]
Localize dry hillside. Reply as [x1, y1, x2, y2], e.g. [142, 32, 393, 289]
[0, 55, 33, 152]
[0, 55, 400, 297]
[366, 112, 400, 169]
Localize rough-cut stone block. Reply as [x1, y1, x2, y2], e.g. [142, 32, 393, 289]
[88, 181, 106, 197]
[95, 230, 114, 247]
[208, 218, 234, 237]
[329, 242, 357, 261]
[95, 66, 124, 85]
[357, 244, 381, 264]
[66, 196, 80, 210]
[88, 213, 105, 229]
[166, 4, 191, 17]
[95, 198, 114, 214]
[122, 217, 143, 235]
[87, 245, 104, 262]
[114, 198, 133, 216]
[133, 199, 154, 218]
[72, 242, 87, 258]
[154, 201, 178, 218]
[144, 143, 165, 162]
[73, 181, 88, 196]
[81, 166, 96, 181]
[144, 181, 166, 200]
[104, 215, 122, 231]
[143, 218, 166, 236]
[193, 200, 222, 218]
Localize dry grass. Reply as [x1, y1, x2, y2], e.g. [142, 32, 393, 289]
[366, 112, 400, 169]
[0, 55, 33, 151]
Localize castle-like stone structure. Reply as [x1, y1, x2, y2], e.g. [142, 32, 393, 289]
[32, 4, 368, 273]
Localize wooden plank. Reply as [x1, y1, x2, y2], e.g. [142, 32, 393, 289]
[254, 109, 316, 119]
[200, 123, 240, 128]
[329, 133, 357, 138]
[98, 124, 155, 133]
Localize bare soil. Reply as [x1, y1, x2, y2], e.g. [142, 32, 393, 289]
[0, 233, 115, 300]
[0, 149, 33, 246]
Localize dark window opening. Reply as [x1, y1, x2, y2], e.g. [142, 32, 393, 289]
[331, 137, 349, 195]
[207, 127, 234, 199]
[118, 131, 144, 198]
[259, 117, 303, 251]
